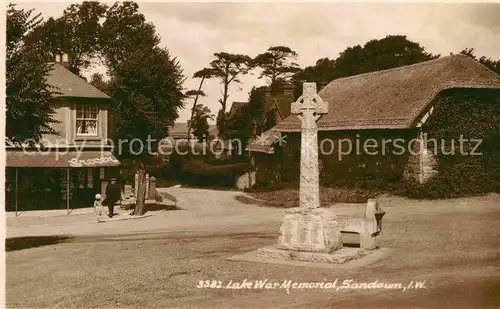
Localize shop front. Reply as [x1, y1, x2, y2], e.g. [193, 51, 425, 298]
[5, 149, 120, 213]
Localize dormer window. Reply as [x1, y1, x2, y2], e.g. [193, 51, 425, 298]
[76, 104, 98, 136]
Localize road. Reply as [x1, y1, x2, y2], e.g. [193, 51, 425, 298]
[6, 188, 500, 308]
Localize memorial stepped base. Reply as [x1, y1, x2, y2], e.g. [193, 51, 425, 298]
[257, 245, 368, 264]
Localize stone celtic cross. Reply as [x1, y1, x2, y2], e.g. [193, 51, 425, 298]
[291, 83, 328, 209]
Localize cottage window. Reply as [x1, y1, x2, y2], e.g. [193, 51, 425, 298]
[76, 104, 98, 136]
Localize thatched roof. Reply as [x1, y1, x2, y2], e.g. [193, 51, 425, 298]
[47, 63, 110, 99]
[249, 54, 500, 153]
[275, 54, 500, 132]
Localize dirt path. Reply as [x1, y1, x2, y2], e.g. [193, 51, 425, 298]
[6, 187, 286, 238]
[7, 189, 500, 239]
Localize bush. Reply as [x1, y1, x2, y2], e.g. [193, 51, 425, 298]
[207, 155, 249, 165]
[168, 142, 213, 178]
[180, 160, 251, 187]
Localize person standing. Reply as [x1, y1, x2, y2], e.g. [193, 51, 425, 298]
[94, 194, 104, 223]
[104, 177, 121, 218]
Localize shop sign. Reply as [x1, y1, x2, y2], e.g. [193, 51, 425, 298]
[68, 156, 120, 167]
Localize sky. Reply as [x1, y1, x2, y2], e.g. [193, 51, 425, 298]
[18, 1, 500, 123]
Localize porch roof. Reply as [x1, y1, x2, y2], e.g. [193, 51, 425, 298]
[6, 150, 120, 168]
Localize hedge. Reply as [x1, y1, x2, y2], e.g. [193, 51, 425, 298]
[409, 89, 500, 199]
[180, 160, 251, 187]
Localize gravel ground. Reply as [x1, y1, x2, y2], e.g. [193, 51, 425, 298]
[5, 189, 500, 308]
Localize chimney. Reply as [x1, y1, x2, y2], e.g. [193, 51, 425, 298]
[55, 53, 70, 69]
[283, 83, 294, 96]
[264, 86, 272, 98]
[61, 53, 69, 68]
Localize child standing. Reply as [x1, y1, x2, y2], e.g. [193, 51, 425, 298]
[94, 194, 104, 223]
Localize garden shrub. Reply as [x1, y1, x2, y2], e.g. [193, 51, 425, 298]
[180, 160, 251, 187]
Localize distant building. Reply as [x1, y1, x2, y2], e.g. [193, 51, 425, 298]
[228, 101, 249, 119]
[257, 83, 295, 130]
[166, 122, 218, 141]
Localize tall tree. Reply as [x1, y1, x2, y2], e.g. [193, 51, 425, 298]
[247, 86, 268, 136]
[6, 4, 58, 145]
[225, 104, 253, 157]
[253, 46, 301, 95]
[89, 72, 109, 93]
[293, 35, 440, 97]
[108, 46, 185, 215]
[202, 52, 252, 137]
[292, 57, 335, 98]
[102, 2, 185, 215]
[101, 2, 159, 73]
[186, 67, 214, 142]
[226, 86, 268, 152]
[26, 1, 107, 76]
[335, 35, 439, 77]
[188, 104, 214, 141]
[459, 48, 500, 75]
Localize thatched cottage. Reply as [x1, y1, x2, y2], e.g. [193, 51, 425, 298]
[248, 55, 500, 187]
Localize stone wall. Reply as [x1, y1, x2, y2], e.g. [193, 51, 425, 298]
[236, 171, 256, 190]
[402, 132, 439, 184]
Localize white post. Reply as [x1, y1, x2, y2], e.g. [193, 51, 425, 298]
[15, 168, 18, 217]
[66, 168, 70, 214]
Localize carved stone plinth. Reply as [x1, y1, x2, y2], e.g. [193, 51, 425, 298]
[257, 246, 366, 264]
[277, 208, 343, 253]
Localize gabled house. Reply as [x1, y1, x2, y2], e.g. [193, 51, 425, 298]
[228, 101, 249, 119]
[248, 54, 500, 187]
[257, 84, 294, 132]
[5, 55, 120, 211]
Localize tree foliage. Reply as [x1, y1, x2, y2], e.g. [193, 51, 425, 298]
[253, 46, 301, 95]
[107, 45, 185, 215]
[459, 48, 500, 75]
[6, 4, 58, 145]
[186, 67, 214, 141]
[101, 2, 160, 74]
[201, 52, 252, 137]
[225, 104, 253, 157]
[89, 72, 109, 93]
[188, 104, 214, 141]
[293, 35, 440, 98]
[108, 46, 185, 151]
[26, 1, 107, 76]
[99, 2, 184, 215]
[225, 86, 268, 152]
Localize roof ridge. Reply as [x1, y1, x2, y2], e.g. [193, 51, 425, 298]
[48, 63, 111, 99]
